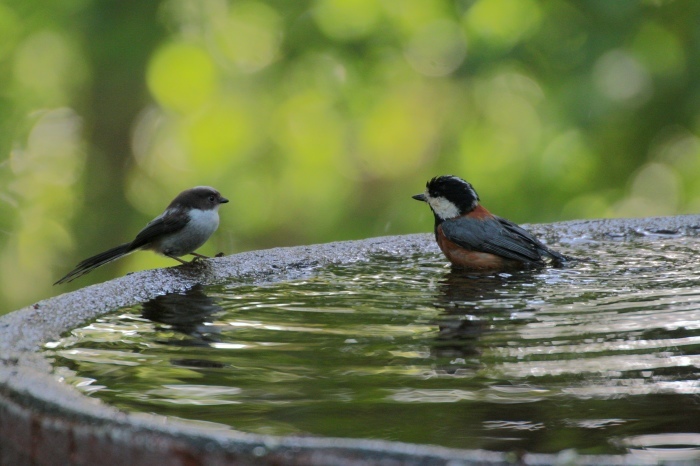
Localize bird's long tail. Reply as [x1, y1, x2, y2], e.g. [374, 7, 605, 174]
[54, 243, 132, 285]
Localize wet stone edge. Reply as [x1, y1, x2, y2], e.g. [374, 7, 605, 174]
[1, 215, 699, 466]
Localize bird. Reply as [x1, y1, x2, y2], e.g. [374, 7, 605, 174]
[412, 175, 571, 270]
[55, 186, 229, 284]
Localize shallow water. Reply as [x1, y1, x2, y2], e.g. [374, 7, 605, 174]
[47, 238, 700, 457]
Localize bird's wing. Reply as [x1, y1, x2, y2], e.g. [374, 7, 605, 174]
[440, 216, 553, 264]
[495, 217, 570, 262]
[129, 209, 190, 250]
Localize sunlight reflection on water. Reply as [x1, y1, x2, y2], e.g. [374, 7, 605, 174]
[46, 239, 700, 456]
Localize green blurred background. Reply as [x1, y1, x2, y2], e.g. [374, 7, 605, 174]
[1, 0, 700, 312]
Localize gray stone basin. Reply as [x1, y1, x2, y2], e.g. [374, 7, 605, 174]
[1, 215, 699, 466]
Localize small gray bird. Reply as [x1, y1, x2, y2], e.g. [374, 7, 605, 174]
[55, 186, 228, 284]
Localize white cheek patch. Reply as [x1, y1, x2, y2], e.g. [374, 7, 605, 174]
[427, 194, 461, 220]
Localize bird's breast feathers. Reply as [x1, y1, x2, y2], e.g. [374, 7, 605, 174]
[156, 208, 220, 257]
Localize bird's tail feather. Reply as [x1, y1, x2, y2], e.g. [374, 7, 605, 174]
[54, 243, 132, 285]
[543, 247, 579, 266]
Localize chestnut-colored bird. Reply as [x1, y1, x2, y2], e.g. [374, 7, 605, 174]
[413, 175, 571, 270]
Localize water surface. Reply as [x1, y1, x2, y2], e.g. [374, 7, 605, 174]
[47, 238, 700, 458]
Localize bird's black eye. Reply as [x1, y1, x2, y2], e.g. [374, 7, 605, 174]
[209, 195, 216, 202]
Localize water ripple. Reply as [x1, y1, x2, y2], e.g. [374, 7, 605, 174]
[46, 242, 700, 455]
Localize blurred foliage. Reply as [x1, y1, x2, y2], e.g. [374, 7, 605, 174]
[2, 0, 700, 310]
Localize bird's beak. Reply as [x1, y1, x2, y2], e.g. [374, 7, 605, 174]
[220, 197, 229, 204]
[412, 193, 427, 202]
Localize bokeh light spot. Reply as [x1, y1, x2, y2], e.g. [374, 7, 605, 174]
[649, 126, 700, 212]
[357, 87, 440, 178]
[472, 70, 544, 155]
[593, 49, 652, 105]
[213, 1, 282, 73]
[147, 42, 218, 113]
[285, 53, 350, 95]
[614, 163, 680, 217]
[380, 0, 447, 36]
[561, 194, 611, 220]
[11, 108, 84, 191]
[13, 31, 83, 104]
[403, 19, 467, 77]
[314, 0, 381, 40]
[464, 0, 541, 49]
[272, 90, 344, 163]
[130, 108, 190, 182]
[270, 90, 351, 230]
[186, 100, 253, 166]
[631, 22, 684, 77]
[3, 108, 84, 308]
[0, 4, 20, 60]
[458, 124, 522, 182]
[540, 130, 596, 191]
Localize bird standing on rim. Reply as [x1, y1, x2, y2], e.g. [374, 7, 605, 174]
[413, 175, 571, 270]
[55, 186, 229, 284]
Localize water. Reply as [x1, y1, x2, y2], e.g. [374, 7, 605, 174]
[46, 239, 700, 457]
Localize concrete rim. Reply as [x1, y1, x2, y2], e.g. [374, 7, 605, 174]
[2, 215, 700, 465]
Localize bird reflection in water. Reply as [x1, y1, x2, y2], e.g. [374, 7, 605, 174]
[141, 285, 227, 369]
[432, 270, 537, 366]
[141, 285, 223, 346]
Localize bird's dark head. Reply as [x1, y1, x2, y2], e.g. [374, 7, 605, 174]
[169, 186, 229, 211]
[412, 175, 479, 220]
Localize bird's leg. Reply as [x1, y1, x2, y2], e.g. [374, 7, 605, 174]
[166, 254, 189, 265]
[189, 252, 210, 262]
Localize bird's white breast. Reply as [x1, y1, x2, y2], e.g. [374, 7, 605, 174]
[159, 208, 220, 256]
[187, 207, 220, 236]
